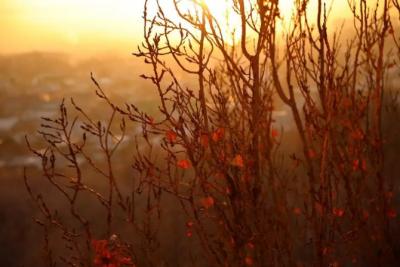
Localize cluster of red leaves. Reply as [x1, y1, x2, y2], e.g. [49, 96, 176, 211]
[175, 128, 226, 170]
[92, 239, 134, 267]
[198, 127, 225, 148]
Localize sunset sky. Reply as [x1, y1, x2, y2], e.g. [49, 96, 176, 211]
[0, 0, 144, 55]
[0, 0, 351, 56]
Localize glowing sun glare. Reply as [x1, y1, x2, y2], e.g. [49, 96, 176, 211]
[197, 0, 295, 42]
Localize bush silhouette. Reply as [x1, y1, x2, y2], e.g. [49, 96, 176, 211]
[25, 0, 400, 266]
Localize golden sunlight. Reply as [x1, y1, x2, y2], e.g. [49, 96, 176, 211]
[0, 0, 350, 55]
[0, 0, 143, 54]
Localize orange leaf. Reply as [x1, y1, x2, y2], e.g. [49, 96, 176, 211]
[231, 154, 244, 168]
[177, 159, 191, 169]
[166, 130, 177, 143]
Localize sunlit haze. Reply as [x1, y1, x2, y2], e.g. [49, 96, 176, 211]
[0, 0, 144, 56]
[0, 0, 350, 56]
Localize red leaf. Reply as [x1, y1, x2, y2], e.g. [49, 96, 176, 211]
[293, 207, 302, 216]
[271, 129, 279, 138]
[186, 230, 193, 238]
[361, 159, 367, 171]
[226, 187, 231, 195]
[177, 159, 191, 169]
[231, 154, 244, 168]
[212, 127, 225, 142]
[166, 130, 177, 143]
[352, 159, 360, 171]
[308, 149, 316, 159]
[387, 208, 397, 219]
[200, 196, 215, 209]
[244, 256, 254, 266]
[332, 208, 345, 217]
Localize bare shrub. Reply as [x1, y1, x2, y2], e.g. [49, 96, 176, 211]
[25, 0, 400, 266]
